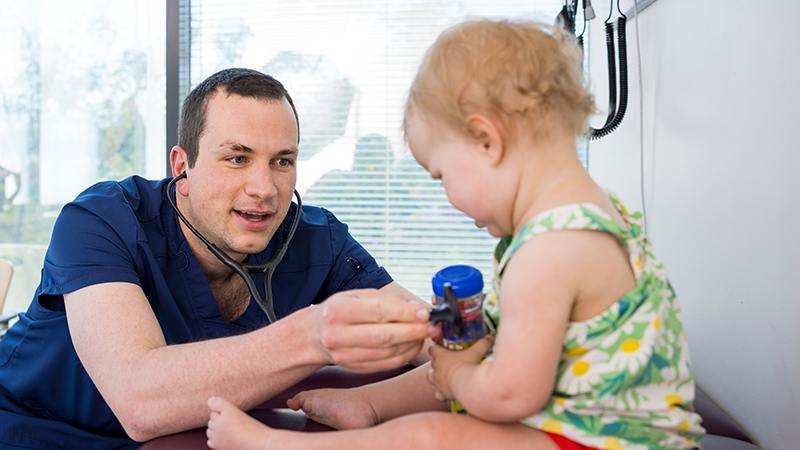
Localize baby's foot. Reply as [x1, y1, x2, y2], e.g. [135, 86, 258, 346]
[207, 397, 274, 450]
[287, 387, 378, 430]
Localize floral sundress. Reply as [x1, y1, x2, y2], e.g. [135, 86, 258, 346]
[483, 191, 705, 450]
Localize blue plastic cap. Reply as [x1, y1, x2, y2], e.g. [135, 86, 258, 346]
[432, 265, 483, 298]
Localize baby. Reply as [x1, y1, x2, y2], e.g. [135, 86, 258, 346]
[206, 19, 705, 450]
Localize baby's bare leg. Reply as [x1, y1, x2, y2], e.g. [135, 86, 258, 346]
[210, 400, 560, 450]
[335, 412, 559, 450]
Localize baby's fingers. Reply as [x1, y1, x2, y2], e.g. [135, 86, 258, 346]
[465, 335, 495, 358]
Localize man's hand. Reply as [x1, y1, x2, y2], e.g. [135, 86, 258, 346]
[311, 288, 435, 373]
[426, 335, 494, 401]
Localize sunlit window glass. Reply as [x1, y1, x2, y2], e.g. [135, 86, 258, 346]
[0, 0, 166, 314]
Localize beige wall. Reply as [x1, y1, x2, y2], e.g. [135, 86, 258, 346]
[586, 1, 800, 449]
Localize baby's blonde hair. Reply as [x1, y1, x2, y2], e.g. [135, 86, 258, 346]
[404, 19, 596, 144]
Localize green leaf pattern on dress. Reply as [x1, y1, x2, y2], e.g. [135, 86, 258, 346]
[482, 191, 705, 450]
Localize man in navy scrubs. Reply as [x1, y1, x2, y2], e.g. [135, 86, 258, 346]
[0, 68, 433, 449]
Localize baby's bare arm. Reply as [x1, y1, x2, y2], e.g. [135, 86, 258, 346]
[441, 230, 635, 422]
[442, 233, 580, 422]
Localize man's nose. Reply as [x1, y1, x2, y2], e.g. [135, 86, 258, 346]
[244, 164, 278, 199]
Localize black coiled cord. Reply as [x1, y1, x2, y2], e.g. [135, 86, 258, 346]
[590, 16, 628, 139]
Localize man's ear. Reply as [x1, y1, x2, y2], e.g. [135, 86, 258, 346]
[169, 146, 190, 196]
[464, 114, 505, 166]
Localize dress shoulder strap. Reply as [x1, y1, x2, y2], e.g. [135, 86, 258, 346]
[495, 192, 641, 278]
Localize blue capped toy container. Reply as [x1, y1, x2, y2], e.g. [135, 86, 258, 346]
[432, 265, 486, 415]
[431, 265, 486, 350]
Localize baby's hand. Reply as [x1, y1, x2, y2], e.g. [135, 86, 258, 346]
[287, 387, 378, 430]
[427, 335, 494, 401]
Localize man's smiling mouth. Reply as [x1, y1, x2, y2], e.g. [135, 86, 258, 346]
[236, 211, 269, 222]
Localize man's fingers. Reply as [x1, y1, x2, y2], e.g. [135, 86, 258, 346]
[323, 291, 430, 325]
[337, 353, 416, 373]
[329, 340, 424, 372]
[313, 290, 434, 369]
[320, 321, 432, 349]
[327, 340, 422, 367]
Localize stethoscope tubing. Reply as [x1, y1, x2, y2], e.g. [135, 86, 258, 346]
[166, 172, 302, 323]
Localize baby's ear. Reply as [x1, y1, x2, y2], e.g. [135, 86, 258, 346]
[464, 114, 505, 166]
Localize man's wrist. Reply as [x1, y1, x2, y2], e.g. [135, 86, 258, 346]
[263, 305, 329, 368]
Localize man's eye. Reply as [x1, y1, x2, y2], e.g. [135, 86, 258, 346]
[230, 156, 246, 164]
[277, 158, 294, 167]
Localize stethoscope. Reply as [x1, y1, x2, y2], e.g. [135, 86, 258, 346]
[557, 0, 629, 139]
[167, 172, 302, 323]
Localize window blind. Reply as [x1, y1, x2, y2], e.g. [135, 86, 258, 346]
[180, 0, 562, 298]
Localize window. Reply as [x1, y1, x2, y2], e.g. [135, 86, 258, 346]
[0, 0, 166, 314]
[0, 0, 569, 314]
[182, 0, 563, 296]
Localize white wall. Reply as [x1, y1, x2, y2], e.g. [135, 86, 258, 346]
[586, 1, 800, 449]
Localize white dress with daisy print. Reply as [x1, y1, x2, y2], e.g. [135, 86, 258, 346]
[483, 191, 705, 450]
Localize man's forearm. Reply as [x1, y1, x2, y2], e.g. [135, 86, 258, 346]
[64, 280, 325, 443]
[123, 307, 324, 440]
[67, 282, 433, 441]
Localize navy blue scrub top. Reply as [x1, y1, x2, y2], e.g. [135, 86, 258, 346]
[0, 175, 393, 449]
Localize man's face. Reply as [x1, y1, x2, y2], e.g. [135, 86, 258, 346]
[180, 92, 298, 261]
